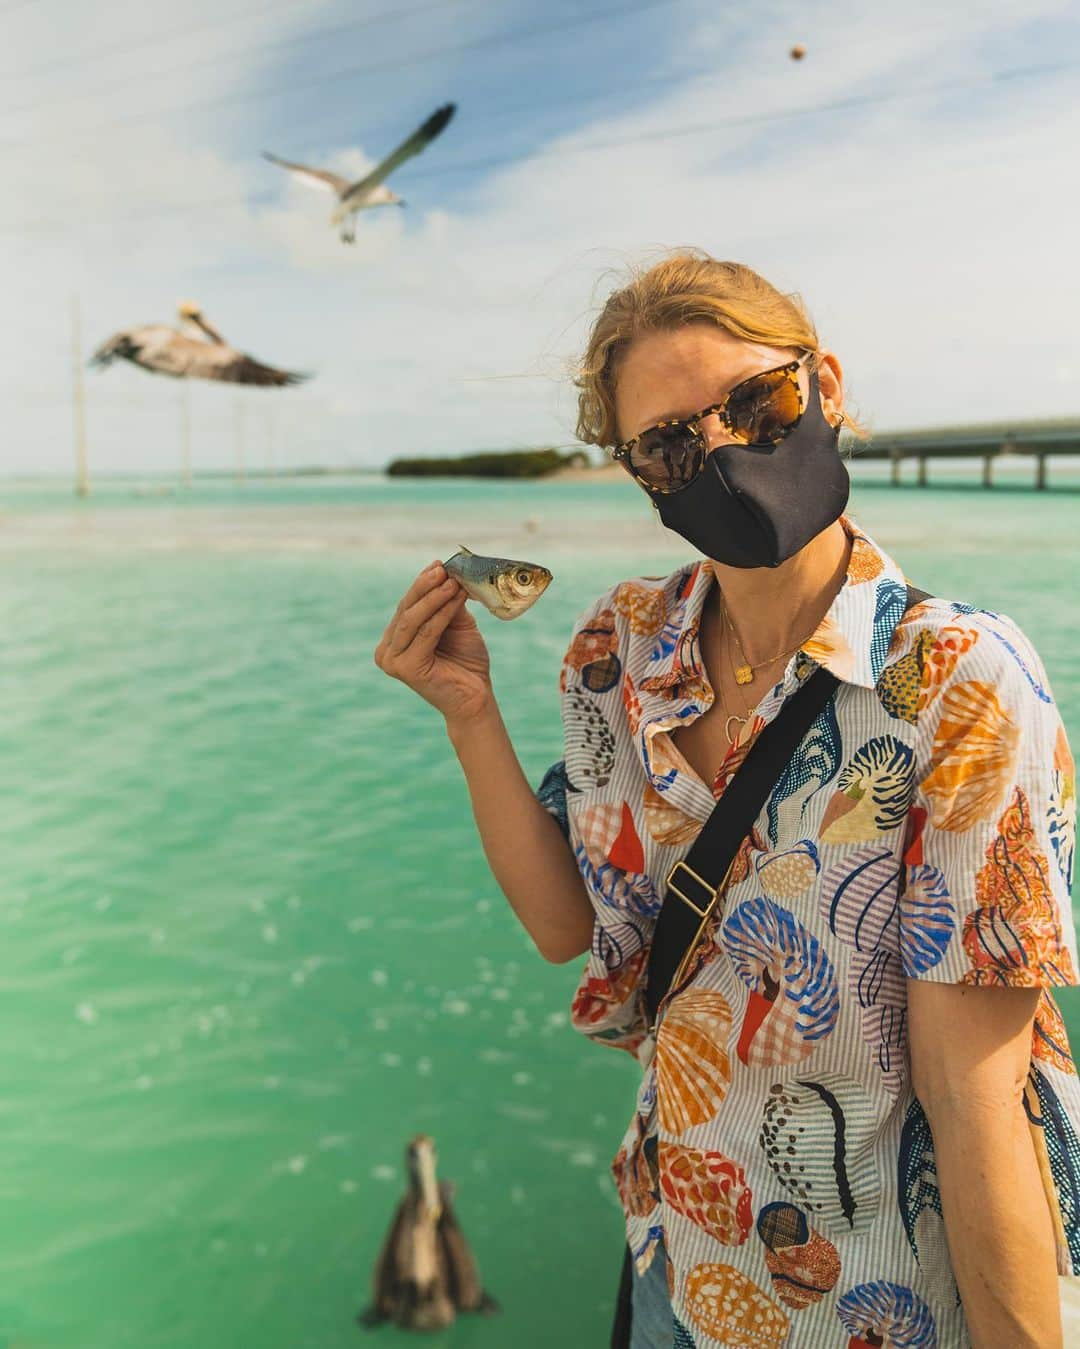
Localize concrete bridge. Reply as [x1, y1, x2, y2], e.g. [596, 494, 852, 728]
[850, 417, 1080, 488]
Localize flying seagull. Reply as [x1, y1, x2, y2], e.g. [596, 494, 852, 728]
[263, 102, 456, 244]
[89, 302, 308, 387]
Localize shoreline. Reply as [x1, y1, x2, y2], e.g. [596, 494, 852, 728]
[546, 462, 625, 483]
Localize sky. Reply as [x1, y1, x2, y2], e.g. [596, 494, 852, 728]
[4, 0, 1080, 476]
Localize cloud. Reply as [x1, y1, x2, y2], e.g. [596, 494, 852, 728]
[3, 0, 1079, 473]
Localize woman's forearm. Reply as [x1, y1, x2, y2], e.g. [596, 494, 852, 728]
[928, 1094, 1062, 1349]
[447, 701, 593, 964]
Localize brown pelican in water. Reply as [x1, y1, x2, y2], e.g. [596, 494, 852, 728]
[89, 302, 308, 386]
[360, 1134, 498, 1331]
[263, 103, 456, 244]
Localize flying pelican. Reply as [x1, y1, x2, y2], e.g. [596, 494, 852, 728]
[360, 1134, 498, 1331]
[263, 102, 456, 244]
[89, 302, 308, 386]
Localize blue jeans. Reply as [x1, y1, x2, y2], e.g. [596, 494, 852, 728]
[630, 1240, 673, 1349]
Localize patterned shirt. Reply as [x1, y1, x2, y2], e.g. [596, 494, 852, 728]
[538, 517, 1080, 1349]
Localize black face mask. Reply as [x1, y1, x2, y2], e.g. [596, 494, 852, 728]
[648, 370, 850, 568]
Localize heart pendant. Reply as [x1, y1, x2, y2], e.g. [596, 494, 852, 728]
[725, 713, 747, 745]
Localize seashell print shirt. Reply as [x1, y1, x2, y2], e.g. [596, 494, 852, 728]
[537, 517, 1080, 1349]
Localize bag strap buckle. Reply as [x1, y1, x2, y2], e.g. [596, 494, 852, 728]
[665, 860, 717, 919]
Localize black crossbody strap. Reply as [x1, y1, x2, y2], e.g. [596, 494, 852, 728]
[643, 582, 931, 1027]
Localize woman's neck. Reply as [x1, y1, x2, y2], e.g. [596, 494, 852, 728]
[705, 520, 851, 665]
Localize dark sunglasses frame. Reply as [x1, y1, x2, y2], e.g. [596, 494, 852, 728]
[610, 351, 815, 494]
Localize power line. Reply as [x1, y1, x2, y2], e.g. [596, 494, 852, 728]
[0, 0, 681, 153]
[0, 54, 1071, 239]
[0, 0, 470, 110]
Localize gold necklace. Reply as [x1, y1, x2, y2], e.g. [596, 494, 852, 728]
[718, 626, 755, 747]
[720, 593, 806, 686]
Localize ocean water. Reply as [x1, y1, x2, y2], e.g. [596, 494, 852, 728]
[2, 474, 1078, 1349]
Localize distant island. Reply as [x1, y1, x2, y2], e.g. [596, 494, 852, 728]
[386, 447, 591, 479]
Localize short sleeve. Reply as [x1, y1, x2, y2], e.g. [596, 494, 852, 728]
[555, 591, 652, 1057]
[899, 608, 1078, 988]
[536, 759, 570, 841]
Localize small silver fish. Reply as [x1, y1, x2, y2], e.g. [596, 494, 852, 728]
[443, 545, 553, 621]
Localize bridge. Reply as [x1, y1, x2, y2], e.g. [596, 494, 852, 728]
[849, 417, 1080, 488]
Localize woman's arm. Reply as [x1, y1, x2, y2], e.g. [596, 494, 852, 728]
[375, 562, 593, 964]
[908, 980, 1062, 1349]
[447, 704, 593, 963]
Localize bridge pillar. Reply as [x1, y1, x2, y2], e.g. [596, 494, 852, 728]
[983, 453, 994, 488]
[890, 451, 901, 486]
[1036, 453, 1047, 490]
[917, 455, 928, 487]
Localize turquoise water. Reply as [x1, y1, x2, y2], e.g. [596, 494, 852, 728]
[2, 476, 1078, 1348]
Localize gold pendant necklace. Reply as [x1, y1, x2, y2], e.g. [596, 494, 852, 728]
[721, 593, 805, 685]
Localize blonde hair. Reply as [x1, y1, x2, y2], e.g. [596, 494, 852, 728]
[575, 249, 863, 445]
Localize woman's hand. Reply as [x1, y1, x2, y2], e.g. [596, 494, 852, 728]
[374, 561, 494, 728]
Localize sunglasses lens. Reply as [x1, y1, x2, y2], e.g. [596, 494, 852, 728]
[629, 422, 707, 492]
[725, 368, 802, 444]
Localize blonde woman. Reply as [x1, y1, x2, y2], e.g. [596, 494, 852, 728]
[374, 252, 1079, 1348]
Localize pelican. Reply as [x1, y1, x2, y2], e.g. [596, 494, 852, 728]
[360, 1134, 498, 1331]
[89, 302, 308, 387]
[263, 102, 456, 244]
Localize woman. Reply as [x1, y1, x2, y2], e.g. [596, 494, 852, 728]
[374, 252, 1080, 1348]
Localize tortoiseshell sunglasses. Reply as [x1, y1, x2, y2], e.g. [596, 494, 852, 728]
[610, 351, 815, 494]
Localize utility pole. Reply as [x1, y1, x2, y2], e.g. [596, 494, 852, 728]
[70, 295, 90, 497]
[180, 383, 192, 489]
[234, 395, 246, 487]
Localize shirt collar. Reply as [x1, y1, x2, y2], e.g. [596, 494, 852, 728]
[639, 516, 909, 698]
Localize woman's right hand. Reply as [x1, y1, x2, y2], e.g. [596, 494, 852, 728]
[374, 562, 494, 728]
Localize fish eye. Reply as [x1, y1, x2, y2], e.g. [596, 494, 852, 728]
[516, 569, 531, 585]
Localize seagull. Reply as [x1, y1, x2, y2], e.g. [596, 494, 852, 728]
[263, 102, 457, 244]
[89, 302, 308, 386]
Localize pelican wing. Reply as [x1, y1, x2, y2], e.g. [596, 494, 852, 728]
[350, 103, 456, 193]
[89, 326, 204, 379]
[436, 1184, 498, 1314]
[262, 151, 350, 196]
[184, 343, 309, 387]
[360, 1198, 409, 1325]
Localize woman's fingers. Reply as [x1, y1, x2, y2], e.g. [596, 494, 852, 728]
[387, 560, 447, 629]
[406, 589, 468, 666]
[387, 577, 461, 656]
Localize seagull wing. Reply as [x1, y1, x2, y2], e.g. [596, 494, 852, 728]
[262, 151, 350, 196]
[187, 343, 310, 387]
[350, 102, 456, 193]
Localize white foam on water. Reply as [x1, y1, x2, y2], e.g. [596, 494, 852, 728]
[75, 1002, 97, 1025]
[261, 924, 278, 944]
[417, 1057, 433, 1076]
[134, 1075, 153, 1091]
[442, 998, 470, 1016]
[380, 1052, 402, 1068]
[370, 969, 389, 987]
[512, 1071, 532, 1086]
[371, 1165, 396, 1183]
